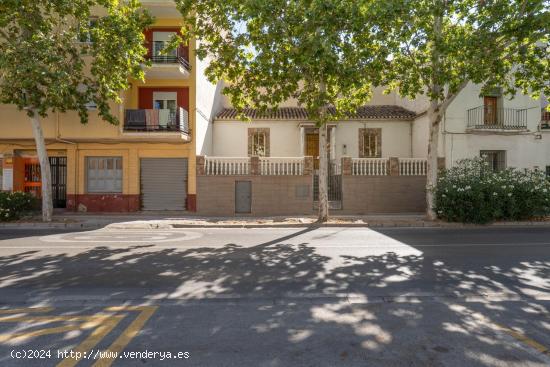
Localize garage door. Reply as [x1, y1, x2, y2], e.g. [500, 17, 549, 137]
[140, 158, 188, 210]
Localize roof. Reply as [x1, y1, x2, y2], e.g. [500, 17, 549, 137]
[215, 105, 417, 121]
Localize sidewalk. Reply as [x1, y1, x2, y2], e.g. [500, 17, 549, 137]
[1, 212, 549, 229]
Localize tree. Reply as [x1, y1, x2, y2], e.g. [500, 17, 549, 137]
[175, 0, 389, 221]
[0, 0, 152, 221]
[376, 0, 549, 219]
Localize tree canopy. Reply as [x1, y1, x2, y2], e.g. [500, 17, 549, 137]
[0, 0, 152, 124]
[175, 0, 390, 122]
[379, 0, 549, 109]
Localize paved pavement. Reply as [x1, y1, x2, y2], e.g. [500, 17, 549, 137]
[0, 226, 549, 366]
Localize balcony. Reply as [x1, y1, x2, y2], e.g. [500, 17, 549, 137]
[541, 108, 550, 130]
[123, 108, 190, 140]
[143, 44, 190, 79]
[467, 106, 528, 131]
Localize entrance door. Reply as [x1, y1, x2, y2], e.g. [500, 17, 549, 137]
[306, 133, 319, 169]
[235, 181, 252, 214]
[22, 157, 67, 208]
[140, 158, 188, 210]
[50, 157, 67, 208]
[484, 96, 498, 125]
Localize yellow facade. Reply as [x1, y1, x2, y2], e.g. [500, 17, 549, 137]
[0, 7, 199, 211]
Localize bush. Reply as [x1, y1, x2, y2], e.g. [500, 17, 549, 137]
[0, 191, 39, 221]
[434, 158, 550, 223]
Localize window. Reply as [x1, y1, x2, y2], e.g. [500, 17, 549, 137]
[79, 18, 99, 43]
[152, 32, 178, 63]
[358, 128, 382, 158]
[248, 128, 270, 157]
[86, 157, 122, 193]
[480, 150, 506, 172]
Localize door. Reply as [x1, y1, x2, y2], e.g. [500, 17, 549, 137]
[306, 133, 319, 169]
[140, 158, 188, 210]
[49, 157, 67, 208]
[484, 96, 498, 125]
[235, 181, 252, 214]
[23, 158, 41, 198]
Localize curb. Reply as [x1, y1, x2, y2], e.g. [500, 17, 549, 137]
[2, 220, 550, 230]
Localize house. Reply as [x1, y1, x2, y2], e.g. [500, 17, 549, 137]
[0, 1, 219, 212]
[195, 84, 549, 216]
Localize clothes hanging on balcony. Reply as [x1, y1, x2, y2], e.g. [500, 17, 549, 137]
[150, 109, 159, 129]
[159, 109, 171, 128]
[145, 109, 153, 129]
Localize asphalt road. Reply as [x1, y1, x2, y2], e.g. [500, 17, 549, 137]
[0, 226, 549, 366]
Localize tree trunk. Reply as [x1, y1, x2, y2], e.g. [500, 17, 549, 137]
[317, 122, 329, 222]
[426, 104, 442, 220]
[30, 113, 53, 222]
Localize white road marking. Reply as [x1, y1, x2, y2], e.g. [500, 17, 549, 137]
[38, 229, 203, 243]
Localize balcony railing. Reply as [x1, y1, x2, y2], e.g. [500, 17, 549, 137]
[147, 43, 191, 71]
[124, 107, 189, 133]
[541, 108, 550, 130]
[467, 106, 528, 130]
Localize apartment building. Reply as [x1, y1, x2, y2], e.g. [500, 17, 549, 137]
[0, 1, 220, 212]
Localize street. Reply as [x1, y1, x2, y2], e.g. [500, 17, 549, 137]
[0, 226, 549, 366]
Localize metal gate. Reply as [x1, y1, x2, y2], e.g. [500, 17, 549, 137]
[314, 161, 342, 209]
[235, 181, 252, 214]
[140, 158, 188, 210]
[49, 157, 67, 208]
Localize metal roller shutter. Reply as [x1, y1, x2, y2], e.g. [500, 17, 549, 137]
[140, 158, 188, 210]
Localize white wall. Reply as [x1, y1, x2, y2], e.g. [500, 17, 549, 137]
[445, 132, 550, 170]
[334, 120, 411, 159]
[212, 120, 413, 158]
[212, 120, 304, 157]
[442, 82, 544, 169]
[194, 51, 224, 156]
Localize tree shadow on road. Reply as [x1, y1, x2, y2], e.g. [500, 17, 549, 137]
[0, 226, 549, 366]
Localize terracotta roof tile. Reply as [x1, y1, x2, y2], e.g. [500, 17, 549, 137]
[216, 105, 416, 121]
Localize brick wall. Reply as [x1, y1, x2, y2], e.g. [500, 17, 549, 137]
[340, 176, 426, 214]
[197, 175, 314, 216]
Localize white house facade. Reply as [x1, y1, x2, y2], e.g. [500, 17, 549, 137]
[193, 83, 549, 216]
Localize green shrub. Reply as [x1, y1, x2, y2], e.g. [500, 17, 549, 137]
[434, 158, 550, 223]
[0, 191, 39, 221]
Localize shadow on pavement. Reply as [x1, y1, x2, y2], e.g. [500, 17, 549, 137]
[0, 226, 548, 366]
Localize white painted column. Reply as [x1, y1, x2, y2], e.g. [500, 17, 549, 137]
[300, 126, 305, 156]
[330, 126, 336, 160]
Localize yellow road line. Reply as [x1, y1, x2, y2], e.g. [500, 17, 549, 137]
[0, 325, 83, 343]
[0, 307, 54, 315]
[0, 315, 113, 323]
[57, 315, 125, 367]
[495, 323, 550, 357]
[92, 306, 158, 367]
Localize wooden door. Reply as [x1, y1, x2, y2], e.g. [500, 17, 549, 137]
[484, 96, 498, 125]
[306, 133, 320, 169]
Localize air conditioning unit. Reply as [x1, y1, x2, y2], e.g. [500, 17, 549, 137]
[85, 101, 97, 110]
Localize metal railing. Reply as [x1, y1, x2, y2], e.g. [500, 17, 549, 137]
[399, 158, 427, 176]
[541, 108, 550, 129]
[205, 157, 250, 175]
[467, 106, 528, 130]
[148, 43, 191, 71]
[124, 107, 189, 133]
[352, 158, 388, 176]
[260, 157, 304, 175]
